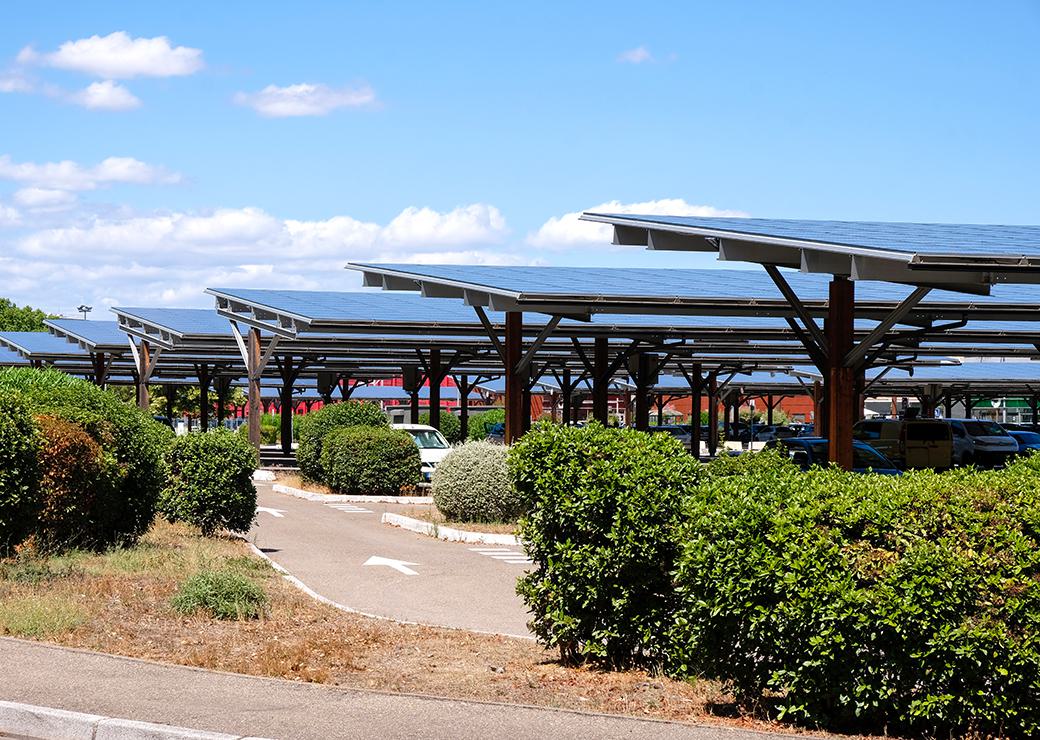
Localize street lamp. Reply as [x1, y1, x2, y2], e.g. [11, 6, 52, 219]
[77, 305, 92, 320]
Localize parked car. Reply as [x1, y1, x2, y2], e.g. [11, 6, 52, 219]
[944, 418, 1019, 467]
[752, 425, 798, 442]
[1008, 429, 1040, 457]
[650, 424, 693, 450]
[765, 437, 901, 474]
[391, 423, 452, 481]
[853, 418, 953, 469]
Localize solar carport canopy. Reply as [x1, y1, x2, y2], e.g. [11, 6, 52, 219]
[580, 214, 1040, 289]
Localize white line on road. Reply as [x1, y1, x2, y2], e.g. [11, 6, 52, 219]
[326, 503, 373, 514]
[364, 555, 419, 576]
[257, 506, 286, 518]
[468, 547, 533, 565]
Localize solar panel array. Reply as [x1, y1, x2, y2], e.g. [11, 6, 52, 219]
[589, 214, 1040, 257]
[45, 319, 130, 349]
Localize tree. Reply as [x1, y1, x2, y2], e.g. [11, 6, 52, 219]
[0, 298, 54, 332]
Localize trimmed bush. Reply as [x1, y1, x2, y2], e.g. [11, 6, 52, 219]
[0, 391, 41, 555]
[669, 452, 1040, 736]
[236, 413, 282, 445]
[171, 569, 268, 620]
[0, 368, 172, 547]
[510, 422, 700, 667]
[160, 429, 258, 535]
[320, 426, 420, 494]
[433, 441, 519, 522]
[296, 401, 388, 482]
[418, 411, 462, 444]
[467, 408, 505, 441]
[31, 415, 111, 553]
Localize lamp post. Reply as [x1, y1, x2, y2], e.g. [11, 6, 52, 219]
[77, 304, 92, 320]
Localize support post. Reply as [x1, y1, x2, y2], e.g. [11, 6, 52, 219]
[216, 376, 231, 424]
[592, 337, 609, 424]
[689, 363, 703, 457]
[278, 356, 296, 455]
[944, 395, 954, 419]
[634, 353, 651, 431]
[428, 348, 441, 430]
[136, 341, 151, 412]
[196, 363, 212, 433]
[1032, 394, 1039, 432]
[504, 312, 524, 444]
[164, 384, 175, 425]
[826, 276, 855, 469]
[707, 375, 719, 457]
[561, 368, 572, 424]
[248, 328, 262, 449]
[766, 394, 774, 426]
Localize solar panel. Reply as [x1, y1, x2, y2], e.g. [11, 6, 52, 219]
[46, 319, 128, 349]
[0, 331, 89, 357]
[589, 214, 1040, 257]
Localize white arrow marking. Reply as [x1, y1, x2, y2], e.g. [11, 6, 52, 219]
[257, 506, 286, 518]
[364, 555, 419, 576]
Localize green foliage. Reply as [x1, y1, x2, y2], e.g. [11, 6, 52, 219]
[296, 401, 388, 481]
[418, 410, 462, 444]
[0, 368, 173, 548]
[671, 455, 1040, 735]
[31, 415, 114, 553]
[432, 441, 520, 522]
[171, 569, 268, 620]
[0, 297, 53, 332]
[160, 430, 258, 536]
[320, 426, 421, 494]
[236, 413, 283, 445]
[510, 422, 701, 668]
[0, 391, 41, 555]
[467, 408, 505, 441]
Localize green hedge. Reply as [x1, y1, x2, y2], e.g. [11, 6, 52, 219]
[160, 430, 258, 535]
[0, 368, 172, 547]
[320, 426, 420, 495]
[418, 411, 461, 444]
[513, 435, 1040, 736]
[511, 422, 700, 667]
[0, 391, 41, 555]
[467, 408, 504, 441]
[432, 441, 519, 522]
[296, 401, 387, 482]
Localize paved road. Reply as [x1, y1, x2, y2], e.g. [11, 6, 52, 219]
[250, 483, 533, 636]
[1, 638, 802, 740]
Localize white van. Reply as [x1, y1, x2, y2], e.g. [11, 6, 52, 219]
[852, 419, 953, 470]
[392, 423, 452, 482]
[944, 419, 1018, 468]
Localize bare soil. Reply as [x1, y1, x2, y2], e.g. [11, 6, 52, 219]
[0, 521, 816, 735]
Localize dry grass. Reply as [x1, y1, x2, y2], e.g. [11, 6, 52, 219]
[0, 521, 803, 734]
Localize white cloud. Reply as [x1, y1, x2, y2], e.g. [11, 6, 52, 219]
[1, 201, 522, 313]
[233, 83, 377, 117]
[0, 203, 20, 226]
[527, 198, 749, 248]
[12, 187, 77, 210]
[0, 154, 181, 191]
[617, 46, 653, 64]
[18, 32, 203, 79]
[69, 80, 141, 110]
[0, 74, 32, 93]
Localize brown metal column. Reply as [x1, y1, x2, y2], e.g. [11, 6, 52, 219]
[457, 375, 470, 439]
[826, 276, 855, 469]
[428, 349, 441, 430]
[634, 353, 650, 431]
[278, 357, 295, 455]
[707, 374, 719, 457]
[561, 368, 572, 424]
[136, 341, 151, 411]
[766, 394, 774, 426]
[197, 364, 212, 433]
[164, 384, 175, 424]
[592, 336, 609, 424]
[690, 363, 702, 457]
[247, 328, 262, 449]
[504, 312, 524, 444]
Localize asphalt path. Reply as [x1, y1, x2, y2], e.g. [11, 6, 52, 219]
[249, 483, 533, 637]
[1, 638, 803, 740]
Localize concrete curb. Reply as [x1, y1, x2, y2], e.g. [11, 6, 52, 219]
[272, 482, 433, 505]
[0, 699, 271, 740]
[382, 512, 521, 546]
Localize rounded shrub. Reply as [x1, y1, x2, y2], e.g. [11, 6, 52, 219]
[418, 411, 461, 444]
[0, 391, 41, 555]
[669, 453, 1040, 736]
[32, 415, 110, 553]
[510, 421, 701, 668]
[432, 441, 520, 522]
[171, 569, 268, 620]
[0, 368, 172, 547]
[467, 408, 505, 441]
[296, 401, 387, 482]
[320, 426, 420, 494]
[160, 429, 258, 535]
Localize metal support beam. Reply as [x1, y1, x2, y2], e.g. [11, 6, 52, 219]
[247, 327, 262, 449]
[428, 348, 441, 430]
[592, 337, 609, 424]
[504, 312, 524, 444]
[515, 315, 562, 374]
[844, 286, 932, 370]
[764, 264, 828, 361]
[473, 306, 505, 361]
[826, 276, 856, 470]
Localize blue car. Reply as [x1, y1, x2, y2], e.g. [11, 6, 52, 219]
[1008, 430, 1040, 457]
[766, 437, 901, 474]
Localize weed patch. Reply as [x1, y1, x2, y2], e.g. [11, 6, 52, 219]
[172, 569, 269, 620]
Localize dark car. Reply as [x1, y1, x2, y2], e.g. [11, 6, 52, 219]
[766, 437, 901, 474]
[1008, 430, 1040, 457]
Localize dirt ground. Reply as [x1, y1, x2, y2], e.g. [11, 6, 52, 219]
[0, 521, 817, 735]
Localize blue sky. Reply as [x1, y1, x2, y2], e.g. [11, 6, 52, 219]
[1, 1, 1038, 314]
